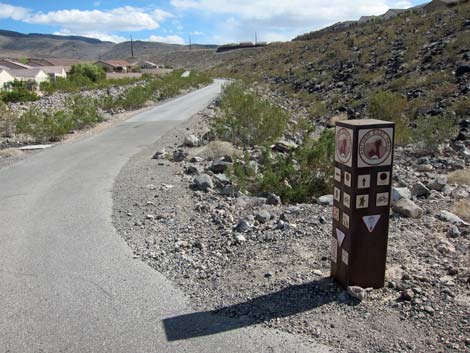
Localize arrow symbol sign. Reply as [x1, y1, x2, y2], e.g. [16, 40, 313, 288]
[336, 228, 346, 246]
[362, 215, 381, 232]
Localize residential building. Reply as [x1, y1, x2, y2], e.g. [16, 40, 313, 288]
[39, 66, 67, 80]
[0, 69, 15, 90]
[8, 69, 49, 87]
[26, 58, 84, 72]
[381, 9, 406, 20]
[132, 60, 158, 69]
[94, 60, 132, 73]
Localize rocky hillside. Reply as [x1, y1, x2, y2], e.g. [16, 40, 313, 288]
[0, 30, 216, 60]
[211, 2, 470, 139]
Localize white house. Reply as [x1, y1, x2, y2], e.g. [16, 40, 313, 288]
[39, 66, 67, 80]
[8, 69, 50, 86]
[0, 69, 15, 90]
[132, 60, 158, 69]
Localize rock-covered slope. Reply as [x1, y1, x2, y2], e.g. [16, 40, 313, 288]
[212, 3, 470, 134]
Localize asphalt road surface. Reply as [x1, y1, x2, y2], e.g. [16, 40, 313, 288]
[0, 81, 336, 353]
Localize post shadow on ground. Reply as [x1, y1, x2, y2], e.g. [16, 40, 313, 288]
[163, 277, 349, 342]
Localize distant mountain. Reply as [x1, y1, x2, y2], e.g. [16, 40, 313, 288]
[0, 30, 217, 61]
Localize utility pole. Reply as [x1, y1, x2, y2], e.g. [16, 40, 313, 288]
[130, 35, 134, 57]
[255, 32, 257, 45]
[189, 34, 192, 50]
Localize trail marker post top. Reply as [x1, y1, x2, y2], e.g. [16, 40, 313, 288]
[331, 119, 395, 289]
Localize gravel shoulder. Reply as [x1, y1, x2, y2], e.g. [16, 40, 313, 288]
[112, 103, 470, 353]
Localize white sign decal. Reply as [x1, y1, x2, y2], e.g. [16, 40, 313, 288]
[331, 237, 338, 263]
[377, 171, 391, 186]
[344, 171, 352, 187]
[358, 174, 371, 189]
[335, 167, 342, 182]
[335, 127, 353, 167]
[376, 192, 390, 207]
[362, 215, 381, 232]
[336, 228, 346, 247]
[343, 192, 351, 209]
[358, 128, 393, 168]
[356, 194, 369, 209]
[342, 249, 349, 265]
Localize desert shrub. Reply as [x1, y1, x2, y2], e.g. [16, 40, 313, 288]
[368, 90, 410, 144]
[412, 113, 458, 153]
[452, 199, 470, 222]
[214, 82, 289, 146]
[119, 85, 150, 110]
[69, 64, 106, 83]
[16, 97, 103, 142]
[67, 95, 103, 129]
[230, 129, 335, 203]
[309, 99, 328, 117]
[1, 81, 39, 103]
[447, 169, 470, 186]
[0, 101, 17, 137]
[453, 98, 470, 119]
[16, 109, 73, 142]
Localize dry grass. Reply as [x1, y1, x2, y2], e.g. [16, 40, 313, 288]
[0, 148, 24, 158]
[452, 199, 470, 222]
[447, 169, 470, 185]
[190, 140, 242, 160]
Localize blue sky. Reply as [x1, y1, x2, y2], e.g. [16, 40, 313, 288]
[0, 0, 428, 44]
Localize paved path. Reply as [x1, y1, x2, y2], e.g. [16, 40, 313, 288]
[0, 81, 336, 353]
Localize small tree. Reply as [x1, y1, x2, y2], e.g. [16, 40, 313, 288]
[368, 90, 410, 145]
[69, 64, 106, 83]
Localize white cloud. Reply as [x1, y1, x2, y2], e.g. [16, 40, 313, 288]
[26, 6, 173, 32]
[148, 34, 185, 45]
[0, 3, 30, 20]
[53, 29, 127, 43]
[0, 3, 174, 39]
[171, 0, 413, 28]
[172, 0, 414, 43]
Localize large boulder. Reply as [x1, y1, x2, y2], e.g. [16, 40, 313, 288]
[428, 176, 448, 192]
[318, 195, 334, 206]
[412, 182, 431, 198]
[391, 187, 412, 202]
[192, 174, 213, 192]
[392, 198, 423, 218]
[208, 157, 233, 174]
[184, 134, 200, 147]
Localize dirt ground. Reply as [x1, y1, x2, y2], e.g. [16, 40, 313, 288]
[112, 107, 470, 353]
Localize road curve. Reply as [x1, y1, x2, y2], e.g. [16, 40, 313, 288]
[0, 81, 335, 353]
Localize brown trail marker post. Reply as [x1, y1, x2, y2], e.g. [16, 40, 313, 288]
[331, 119, 395, 289]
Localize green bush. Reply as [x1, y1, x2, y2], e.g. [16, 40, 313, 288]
[0, 101, 16, 137]
[67, 95, 103, 129]
[16, 97, 103, 142]
[1, 81, 39, 103]
[16, 108, 73, 142]
[368, 90, 410, 145]
[69, 64, 106, 83]
[213, 82, 289, 146]
[229, 129, 335, 203]
[413, 114, 458, 153]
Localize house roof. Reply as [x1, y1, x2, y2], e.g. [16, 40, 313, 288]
[0, 59, 31, 69]
[8, 68, 46, 78]
[101, 60, 131, 67]
[0, 69, 14, 77]
[39, 66, 66, 74]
